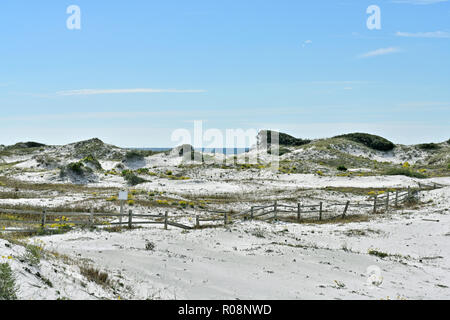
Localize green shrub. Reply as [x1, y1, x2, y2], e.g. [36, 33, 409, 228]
[335, 133, 395, 151]
[337, 165, 348, 172]
[125, 150, 144, 161]
[122, 171, 147, 186]
[418, 143, 440, 151]
[0, 263, 19, 300]
[67, 162, 84, 174]
[81, 155, 102, 170]
[384, 168, 426, 179]
[261, 130, 311, 147]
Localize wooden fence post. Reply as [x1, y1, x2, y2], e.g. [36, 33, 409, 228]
[41, 209, 47, 227]
[297, 203, 301, 222]
[251, 207, 254, 220]
[164, 212, 168, 230]
[395, 190, 399, 207]
[343, 201, 350, 218]
[385, 192, 390, 212]
[224, 213, 228, 226]
[196, 215, 200, 229]
[128, 210, 133, 229]
[434, 183, 437, 189]
[407, 186, 411, 198]
[89, 208, 94, 227]
[319, 202, 323, 221]
[373, 195, 378, 214]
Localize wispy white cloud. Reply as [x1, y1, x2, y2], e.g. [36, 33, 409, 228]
[301, 40, 313, 48]
[358, 47, 401, 58]
[396, 31, 450, 38]
[56, 88, 207, 96]
[392, 0, 448, 4]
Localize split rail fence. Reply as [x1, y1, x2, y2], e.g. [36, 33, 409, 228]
[0, 181, 446, 233]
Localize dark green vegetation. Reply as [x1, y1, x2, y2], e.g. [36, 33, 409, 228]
[81, 155, 102, 170]
[124, 150, 145, 162]
[260, 130, 311, 147]
[384, 168, 426, 179]
[72, 138, 122, 160]
[122, 170, 147, 186]
[0, 262, 18, 300]
[335, 133, 395, 151]
[418, 143, 441, 151]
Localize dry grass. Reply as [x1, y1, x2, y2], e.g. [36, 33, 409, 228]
[79, 265, 110, 287]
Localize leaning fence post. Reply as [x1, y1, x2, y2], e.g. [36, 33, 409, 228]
[343, 201, 350, 218]
[164, 212, 168, 230]
[319, 202, 323, 221]
[41, 209, 47, 228]
[373, 195, 378, 214]
[128, 210, 133, 229]
[274, 201, 278, 219]
[385, 192, 390, 212]
[297, 203, 302, 222]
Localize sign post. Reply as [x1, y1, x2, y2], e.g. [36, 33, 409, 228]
[118, 190, 128, 227]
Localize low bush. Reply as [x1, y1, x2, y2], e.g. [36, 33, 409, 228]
[0, 263, 18, 300]
[122, 171, 147, 186]
[418, 143, 440, 151]
[67, 162, 84, 174]
[337, 165, 348, 172]
[368, 249, 389, 259]
[335, 133, 395, 151]
[124, 150, 144, 162]
[81, 155, 102, 170]
[384, 168, 426, 179]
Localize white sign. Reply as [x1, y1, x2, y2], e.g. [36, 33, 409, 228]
[118, 191, 128, 201]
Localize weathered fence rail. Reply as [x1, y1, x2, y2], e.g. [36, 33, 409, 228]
[0, 209, 193, 232]
[1, 182, 446, 232]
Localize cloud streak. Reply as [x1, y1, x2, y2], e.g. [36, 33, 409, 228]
[56, 88, 207, 96]
[395, 31, 450, 38]
[392, 0, 448, 4]
[358, 47, 401, 58]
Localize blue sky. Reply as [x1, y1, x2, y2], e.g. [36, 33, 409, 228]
[0, 0, 449, 147]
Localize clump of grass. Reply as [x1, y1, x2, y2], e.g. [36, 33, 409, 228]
[80, 265, 110, 287]
[145, 241, 155, 251]
[252, 229, 266, 239]
[21, 244, 43, 266]
[0, 263, 19, 300]
[368, 249, 389, 258]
